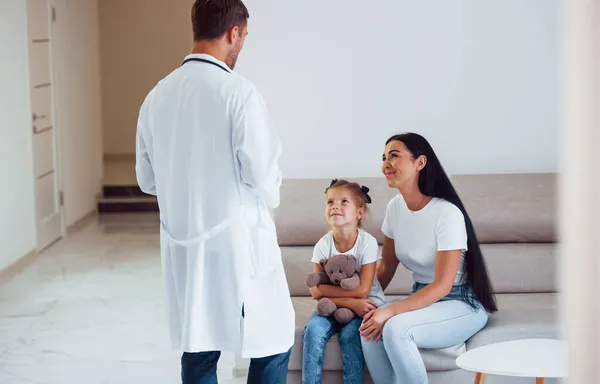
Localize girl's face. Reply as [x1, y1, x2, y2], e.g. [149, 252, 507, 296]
[325, 187, 364, 229]
[381, 140, 426, 189]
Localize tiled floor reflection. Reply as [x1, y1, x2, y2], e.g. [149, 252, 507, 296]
[0, 213, 246, 383]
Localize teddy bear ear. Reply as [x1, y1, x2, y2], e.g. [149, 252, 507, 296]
[319, 259, 328, 269]
[345, 255, 357, 275]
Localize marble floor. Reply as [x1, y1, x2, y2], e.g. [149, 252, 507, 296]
[0, 213, 246, 384]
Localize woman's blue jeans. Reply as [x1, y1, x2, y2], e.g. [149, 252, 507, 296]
[361, 283, 489, 384]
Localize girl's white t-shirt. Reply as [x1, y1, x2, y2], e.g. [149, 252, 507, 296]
[382, 194, 468, 285]
[312, 229, 386, 306]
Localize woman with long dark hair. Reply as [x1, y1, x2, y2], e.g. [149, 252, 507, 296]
[359, 133, 497, 383]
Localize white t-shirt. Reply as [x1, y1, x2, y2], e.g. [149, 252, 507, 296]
[312, 229, 386, 307]
[381, 194, 468, 285]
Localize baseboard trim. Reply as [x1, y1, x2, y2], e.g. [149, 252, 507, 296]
[233, 356, 250, 377]
[67, 210, 97, 235]
[104, 153, 135, 162]
[0, 249, 38, 286]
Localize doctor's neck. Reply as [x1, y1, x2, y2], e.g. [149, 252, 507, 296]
[190, 40, 231, 66]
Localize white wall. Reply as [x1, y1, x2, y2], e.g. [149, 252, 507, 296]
[237, 0, 559, 178]
[52, 0, 103, 227]
[0, 1, 37, 270]
[99, 0, 559, 178]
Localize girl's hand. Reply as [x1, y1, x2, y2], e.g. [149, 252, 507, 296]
[309, 286, 323, 300]
[359, 306, 397, 343]
[353, 299, 378, 318]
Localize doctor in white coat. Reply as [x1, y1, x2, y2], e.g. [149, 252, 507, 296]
[135, 1, 295, 382]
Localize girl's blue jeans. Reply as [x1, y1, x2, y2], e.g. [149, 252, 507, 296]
[302, 312, 364, 384]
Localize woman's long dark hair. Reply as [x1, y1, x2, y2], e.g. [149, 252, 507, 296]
[386, 133, 497, 313]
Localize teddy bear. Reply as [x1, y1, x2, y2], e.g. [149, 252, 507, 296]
[306, 254, 360, 324]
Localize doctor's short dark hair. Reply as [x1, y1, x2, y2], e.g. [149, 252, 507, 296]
[192, 0, 250, 41]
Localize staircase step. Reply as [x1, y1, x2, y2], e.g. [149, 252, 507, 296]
[97, 196, 158, 213]
[102, 185, 149, 198]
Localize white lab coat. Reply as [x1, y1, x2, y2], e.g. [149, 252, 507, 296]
[135, 53, 295, 358]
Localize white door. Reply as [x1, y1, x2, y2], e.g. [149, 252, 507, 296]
[27, 0, 64, 251]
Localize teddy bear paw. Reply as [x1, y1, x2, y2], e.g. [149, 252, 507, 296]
[316, 298, 337, 316]
[334, 308, 355, 324]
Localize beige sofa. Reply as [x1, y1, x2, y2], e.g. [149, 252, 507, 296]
[234, 173, 559, 383]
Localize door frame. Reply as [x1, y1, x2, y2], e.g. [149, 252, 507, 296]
[27, 0, 66, 252]
[48, 0, 66, 243]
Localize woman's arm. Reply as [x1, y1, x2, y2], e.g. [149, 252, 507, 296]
[386, 204, 467, 314]
[360, 249, 462, 342]
[314, 262, 377, 299]
[387, 249, 461, 315]
[377, 236, 399, 291]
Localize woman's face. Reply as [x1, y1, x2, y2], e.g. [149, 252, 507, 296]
[381, 140, 425, 189]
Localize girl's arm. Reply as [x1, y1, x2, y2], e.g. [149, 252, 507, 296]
[308, 264, 377, 317]
[329, 298, 359, 307]
[329, 297, 376, 318]
[377, 236, 399, 291]
[314, 262, 377, 299]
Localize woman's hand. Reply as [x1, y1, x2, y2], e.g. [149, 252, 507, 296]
[352, 299, 378, 318]
[309, 286, 323, 300]
[359, 305, 397, 343]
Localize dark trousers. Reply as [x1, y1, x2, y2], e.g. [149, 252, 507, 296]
[181, 348, 291, 384]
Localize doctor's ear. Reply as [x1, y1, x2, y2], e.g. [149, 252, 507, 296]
[226, 26, 239, 43]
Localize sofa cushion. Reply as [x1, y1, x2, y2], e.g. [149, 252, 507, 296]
[385, 243, 558, 295]
[476, 243, 557, 293]
[274, 174, 557, 246]
[286, 293, 557, 372]
[282, 243, 557, 296]
[450, 173, 557, 243]
[466, 293, 558, 350]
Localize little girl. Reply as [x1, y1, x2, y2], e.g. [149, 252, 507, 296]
[302, 179, 386, 384]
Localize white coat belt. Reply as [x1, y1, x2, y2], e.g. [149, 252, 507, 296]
[159, 218, 259, 277]
[159, 219, 235, 246]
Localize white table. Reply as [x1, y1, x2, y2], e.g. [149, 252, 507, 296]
[455, 339, 568, 383]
